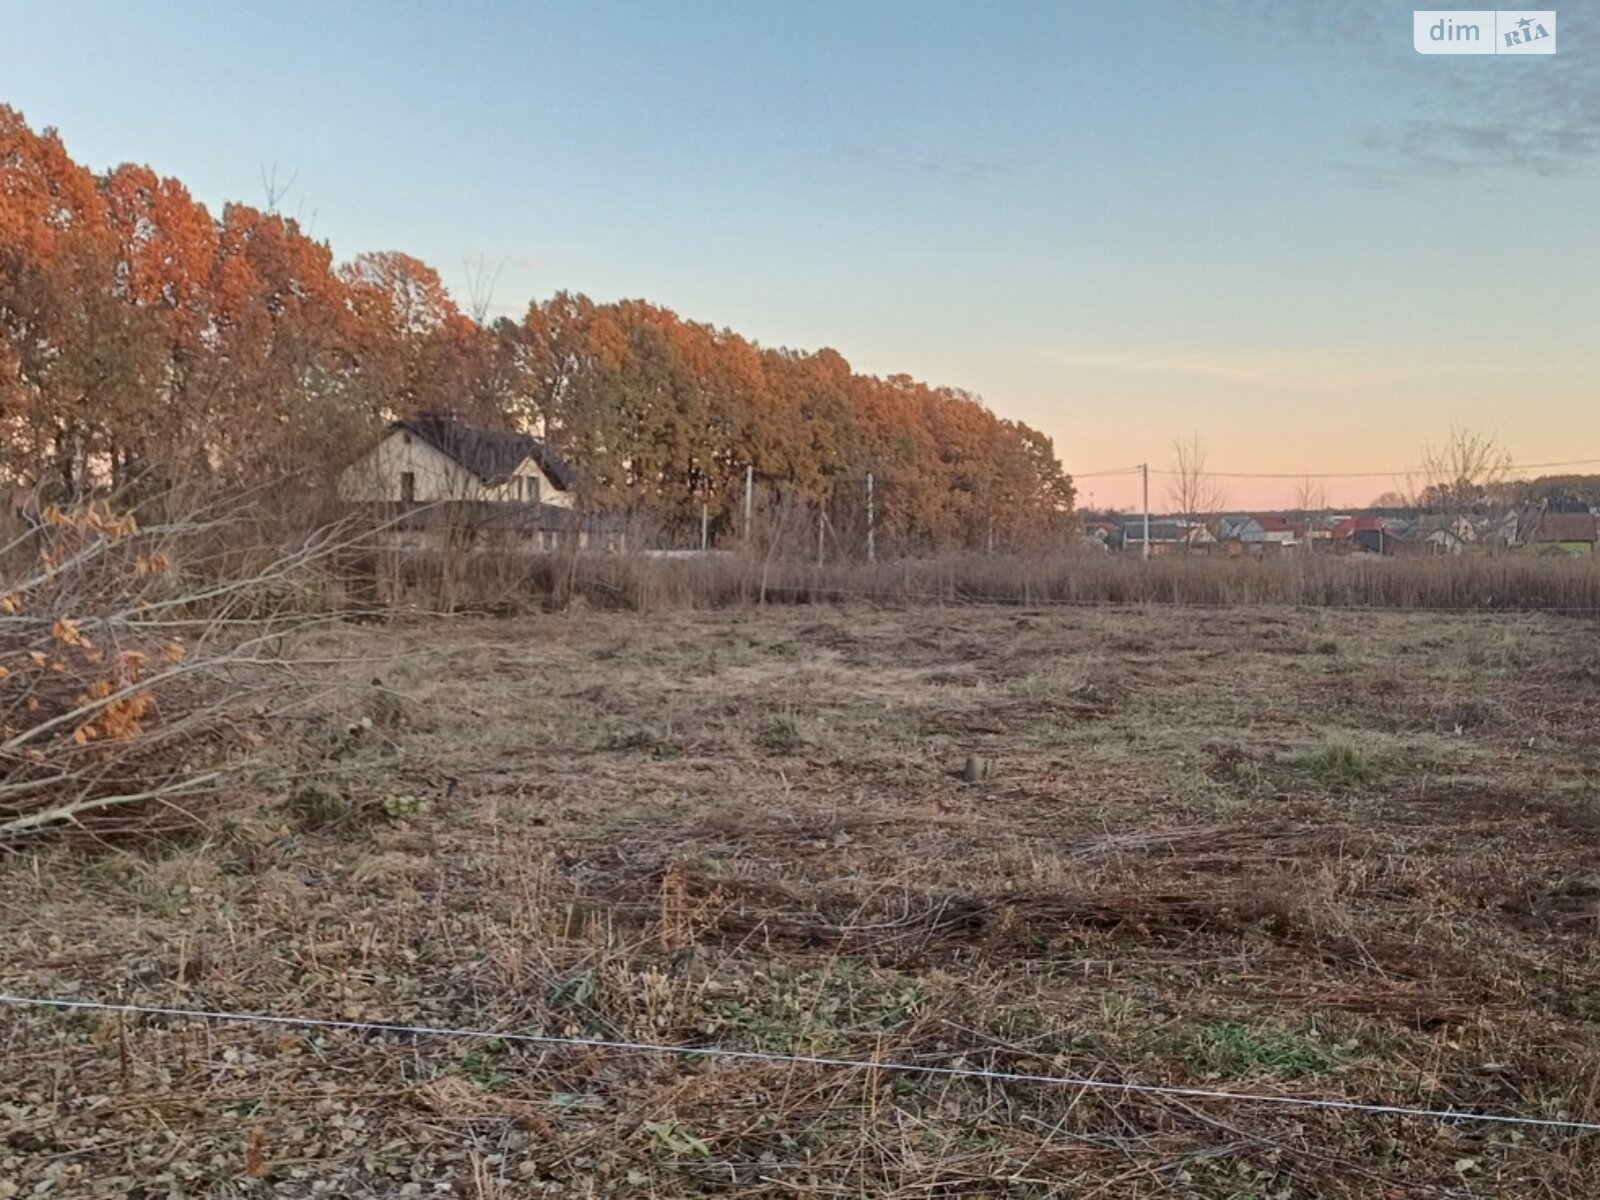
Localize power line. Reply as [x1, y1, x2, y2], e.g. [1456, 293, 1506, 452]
[1068, 465, 1144, 479]
[778, 457, 1600, 487]
[1069, 456, 1600, 483]
[3, 993, 1598, 1133]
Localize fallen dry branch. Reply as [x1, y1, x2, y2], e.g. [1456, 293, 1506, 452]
[0, 496, 376, 842]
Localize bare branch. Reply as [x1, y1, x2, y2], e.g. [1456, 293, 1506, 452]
[259, 162, 299, 214]
[1409, 426, 1513, 514]
[464, 254, 507, 326]
[1167, 433, 1226, 550]
[1291, 476, 1326, 513]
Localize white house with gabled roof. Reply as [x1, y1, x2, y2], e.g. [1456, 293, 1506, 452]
[338, 413, 576, 508]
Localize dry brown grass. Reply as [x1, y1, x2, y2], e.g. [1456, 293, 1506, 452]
[376, 546, 1600, 616]
[4, 604, 1600, 1195]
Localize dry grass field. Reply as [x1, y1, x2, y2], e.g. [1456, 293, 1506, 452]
[5, 602, 1600, 1197]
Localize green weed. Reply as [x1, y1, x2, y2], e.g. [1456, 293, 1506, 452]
[1287, 731, 1377, 787]
[1171, 1020, 1340, 1077]
[758, 710, 805, 753]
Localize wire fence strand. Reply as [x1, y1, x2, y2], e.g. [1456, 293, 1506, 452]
[4, 993, 1598, 1134]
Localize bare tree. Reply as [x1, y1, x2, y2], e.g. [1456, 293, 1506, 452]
[463, 254, 507, 326]
[1410, 427, 1513, 515]
[1291, 475, 1327, 514]
[259, 162, 298, 214]
[1167, 433, 1226, 551]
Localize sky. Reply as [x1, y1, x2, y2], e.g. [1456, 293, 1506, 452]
[5, 0, 1598, 509]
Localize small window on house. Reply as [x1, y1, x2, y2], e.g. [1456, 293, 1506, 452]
[400, 471, 416, 504]
[524, 475, 540, 503]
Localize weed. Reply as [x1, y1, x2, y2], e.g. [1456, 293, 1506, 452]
[546, 969, 598, 1010]
[380, 793, 430, 820]
[1096, 993, 1142, 1041]
[284, 780, 351, 830]
[758, 709, 805, 753]
[366, 679, 412, 729]
[644, 1119, 710, 1159]
[1286, 731, 1377, 787]
[605, 726, 683, 759]
[1171, 1020, 1340, 1077]
[458, 1047, 507, 1089]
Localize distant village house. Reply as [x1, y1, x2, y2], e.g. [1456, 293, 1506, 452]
[1516, 508, 1598, 555]
[339, 413, 623, 550]
[340, 413, 576, 508]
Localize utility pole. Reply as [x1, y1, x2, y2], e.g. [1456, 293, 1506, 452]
[700, 502, 709, 552]
[1141, 462, 1151, 561]
[818, 506, 826, 566]
[743, 464, 753, 546]
[866, 471, 876, 564]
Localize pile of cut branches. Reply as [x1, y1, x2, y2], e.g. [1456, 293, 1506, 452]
[0, 497, 336, 841]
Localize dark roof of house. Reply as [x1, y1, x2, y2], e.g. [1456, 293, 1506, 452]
[1123, 520, 1186, 541]
[1332, 516, 1393, 538]
[1522, 509, 1598, 543]
[393, 413, 577, 491]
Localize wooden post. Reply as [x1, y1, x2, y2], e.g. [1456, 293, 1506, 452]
[743, 465, 753, 546]
[866, 472, 876, 564]
[700, 502, 709, 552]
[1141, 462, 1150, 561]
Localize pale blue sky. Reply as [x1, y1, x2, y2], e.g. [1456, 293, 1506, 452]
[6, 0, 1597, 506]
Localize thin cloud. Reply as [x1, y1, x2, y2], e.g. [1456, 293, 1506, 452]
[1347, 46, 1600, 181]
[833, 139, 1017, 185]
[1185, 0, 1600, 181]
[1194, 0, 1394, 49]
[1335, 117, 1600, 183]
[912, 157, 1013, 183]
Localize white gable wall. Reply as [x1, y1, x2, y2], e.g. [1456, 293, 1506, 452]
[338, 428, 572, 507]
[514, 454, 573, 507]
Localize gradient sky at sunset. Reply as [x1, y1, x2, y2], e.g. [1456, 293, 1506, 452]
[6, 0, 1597, 508]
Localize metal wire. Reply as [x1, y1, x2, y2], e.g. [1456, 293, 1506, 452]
[1074, 456, 1600, 481]
[4, 993, 1597, 1133]
[746, 583, 1600, 616]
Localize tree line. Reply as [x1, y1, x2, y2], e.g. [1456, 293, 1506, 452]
[0, 106, 1075, 550]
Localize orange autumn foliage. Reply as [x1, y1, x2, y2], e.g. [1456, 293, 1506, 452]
[0, 104, 1074, 549]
